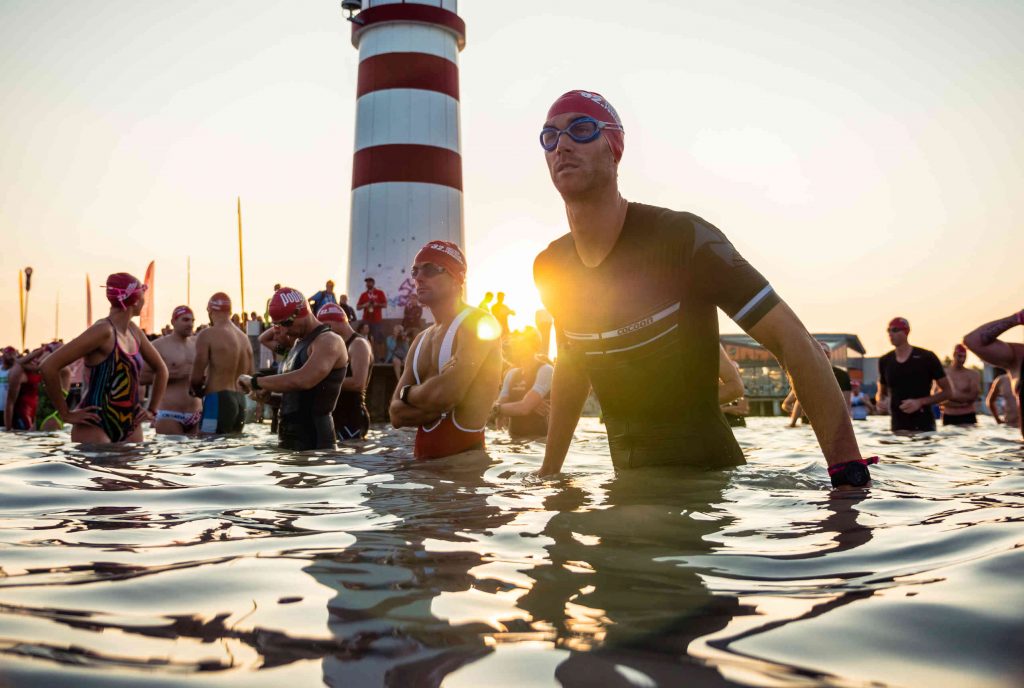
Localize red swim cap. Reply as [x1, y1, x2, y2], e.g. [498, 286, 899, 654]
[888, 317, 910, 333]
[546, 90, 625, 162]
[172, 305, 194, 321]
[104, 273, 147, 310]
[954, 343, 967, 355]
[317, 303, 348, 323]
[268, 287, 309, 322]
[414, 240, 467, 283]
[208, 293, 232, 313]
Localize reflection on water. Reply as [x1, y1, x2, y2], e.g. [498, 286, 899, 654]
[1, 418, 1023, 687]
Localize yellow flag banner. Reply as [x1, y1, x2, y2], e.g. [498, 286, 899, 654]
[86, 274, 93, 326]
[139, 261, 155, 333]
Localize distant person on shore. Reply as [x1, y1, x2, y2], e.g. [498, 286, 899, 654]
[40, 273, 167, 443]
[264, 283, 282, 321]
[877, 317, 951, 433]
[402, 293, 423, 332]
[491, 292, 515, 338]
[533, 90, 873, 487]
[390, 241, 502, 460]
[338, 294, 357, 323]
[495, 328, 553, 439]
[786, 341, 852, 427]
[986, 368, 1020, 427]
[239, 288, 348, 450]
[964, 309, 1024, 439]
[357, 277, 388, 351]
[478, 292, 494, 313]
[718, 347, 748, 428]
[0, 346, 18, 427]
[941, 344, 980, 426]
[849, 380, 876, 420]
[190, 293, 252, 435]
[146, 306, 202, 435]
[309, 280, 337, 315]
[317, 303, 373, 441]
[385, 325, 409, 377]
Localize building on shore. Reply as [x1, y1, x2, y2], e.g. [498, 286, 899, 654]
[720, 333, 867, 416]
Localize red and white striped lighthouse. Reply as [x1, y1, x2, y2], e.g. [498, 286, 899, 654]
[345, 0, 466, 315]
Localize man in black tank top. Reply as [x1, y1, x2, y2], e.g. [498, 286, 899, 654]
[534, 90, 871, 486]
[238, 287, 349, 451]
[317, 303, 373, 440]
[964, 309, 1024, 440]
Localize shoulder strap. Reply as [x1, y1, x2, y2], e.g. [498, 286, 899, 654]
[438, 307, 473, 369]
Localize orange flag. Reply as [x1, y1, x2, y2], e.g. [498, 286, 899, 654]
[85, 274, 92, 326]
[139, 261, 155, 333]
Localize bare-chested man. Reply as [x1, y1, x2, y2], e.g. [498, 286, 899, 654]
[941, 343, 981, 426]
[145, 306, 202, 435]
[389, 241, 502, 460]
[964, 309, 1024, 440]
[986, 369, 1020, 427]
[190, 293, 252, 435]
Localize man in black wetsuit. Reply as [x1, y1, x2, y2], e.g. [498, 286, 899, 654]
[964, 309, 1024, 440]
[876, 317, 951, 433]
[238, 287, 348, 450]
[533, 90, 873, 487]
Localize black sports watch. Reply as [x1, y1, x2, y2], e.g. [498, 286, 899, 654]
[399, 384, 413, 405]
[828, 457, 879, 488]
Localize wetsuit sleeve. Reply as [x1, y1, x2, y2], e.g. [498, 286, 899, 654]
[926, 351, 946, 380]
[689, 215, 780, 330]
[531, 364, 554, 397]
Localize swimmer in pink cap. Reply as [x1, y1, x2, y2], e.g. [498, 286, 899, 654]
[38, 272, 167, 443]
[940, 343, 980, 426]
[242, 287, 349, 450]
[146, 305, 202, 435]
[389, 241, 502, 460]
[189, 292, 253, 435]
[534, 90, 875, 487]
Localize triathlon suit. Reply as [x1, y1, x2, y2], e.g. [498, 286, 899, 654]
[723, 403, 747, 427]
[410, 308, 486, 459]
[80, 319, 143, 442]
[278, 324, 345, 450]
[878, 346, 945, 432]
[534, 203, 780, 469]
[501, 363, 553, 438]
[157, 409, 202, 433]
[333, 333, 371, 440]
[850, 392, 869, 421]
[12, 370, 42, 430]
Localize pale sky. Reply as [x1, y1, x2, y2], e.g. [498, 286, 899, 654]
[2, 0, 1022, 359]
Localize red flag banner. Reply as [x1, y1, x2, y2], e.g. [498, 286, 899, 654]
[139, 261, 155, 333]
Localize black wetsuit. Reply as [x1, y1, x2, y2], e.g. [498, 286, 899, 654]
[333, 333, 371, 440]
[534, 202, 780, 469]
[878, 347, 945, 432]
[278, 324, 345, 451]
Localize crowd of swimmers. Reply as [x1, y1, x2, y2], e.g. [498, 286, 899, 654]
[3, 89, 1022, 490]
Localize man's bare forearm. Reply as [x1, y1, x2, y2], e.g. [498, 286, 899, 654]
[778, 335, 861, 467]
[539, 361, 590, 476]
[389, 399, 440, 428]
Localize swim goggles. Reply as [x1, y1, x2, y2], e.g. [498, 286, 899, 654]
[272, 316, 296, 328]
[540, 116, 624, 152]
[411, 263, 447, 279]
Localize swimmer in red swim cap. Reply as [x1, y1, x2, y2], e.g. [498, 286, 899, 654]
[941, 343, 980, 426]
[189, 292, 253, 435]
[877, 317, 952, 432]
[534, 89, 874, 487]
[389, 241, 502, 460]
[148, 305, 202, 436]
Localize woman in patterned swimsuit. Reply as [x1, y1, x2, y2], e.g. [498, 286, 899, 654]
[41, 273, 168, 443]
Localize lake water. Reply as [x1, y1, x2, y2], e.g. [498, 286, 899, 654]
[1, 416, 1022, 687]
